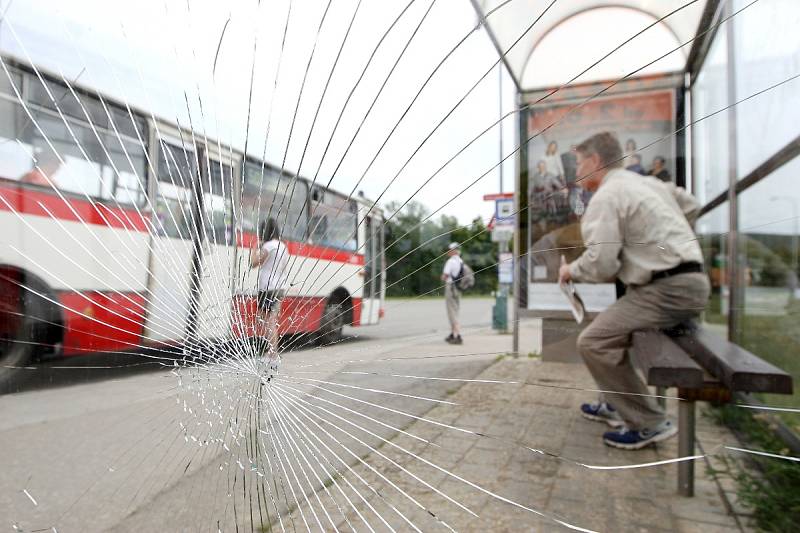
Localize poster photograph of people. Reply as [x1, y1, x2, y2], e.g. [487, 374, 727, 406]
[525, 85, 677, 311]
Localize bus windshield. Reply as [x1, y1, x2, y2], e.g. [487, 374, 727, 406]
[242, 162, 308, 243]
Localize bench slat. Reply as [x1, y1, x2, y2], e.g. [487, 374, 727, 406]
[673, 328, 793, 394]
[631, 330, 704, 388]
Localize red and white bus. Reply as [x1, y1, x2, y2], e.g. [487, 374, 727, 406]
[0, 56, 386, 382]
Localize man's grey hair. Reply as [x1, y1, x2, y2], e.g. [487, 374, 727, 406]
[575, 131, 623, 169]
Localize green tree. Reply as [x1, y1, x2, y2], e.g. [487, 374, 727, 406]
[384, 201, 497, 297]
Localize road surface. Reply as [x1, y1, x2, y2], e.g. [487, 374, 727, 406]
[1, 297, 500, 532]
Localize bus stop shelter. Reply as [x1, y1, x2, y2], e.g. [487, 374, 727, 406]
[470, 0, 800, 364]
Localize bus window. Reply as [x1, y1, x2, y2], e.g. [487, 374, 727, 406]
[99, 131, 147, 205]
[109, 104, 147, 141]
[154, 141, 196, 240]
[364, 217, 374, 298]
[309, 191, 357, 251]
[0, 66, 22, 97]
[0, 89, 33, 181]
[29, 74, 108, 131]
[25, 111, 146, 204]
[201, 160, 234, 244]
[1, 69, 147, 207]
[375, 216, 385, 295]
[242, 162, 308, 242]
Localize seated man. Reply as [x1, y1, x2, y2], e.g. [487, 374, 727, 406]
[559, 132, 710, 450]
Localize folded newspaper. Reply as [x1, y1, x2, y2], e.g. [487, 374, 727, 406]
[559, 279, 586, 324]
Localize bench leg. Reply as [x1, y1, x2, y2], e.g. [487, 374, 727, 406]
[656, 386, 667, 409]
[678, 399, 695, 497]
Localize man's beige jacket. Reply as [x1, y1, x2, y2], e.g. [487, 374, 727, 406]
[569, 168, 704, 286]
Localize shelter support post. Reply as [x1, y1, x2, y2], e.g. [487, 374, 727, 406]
[677, 396, 696, 497]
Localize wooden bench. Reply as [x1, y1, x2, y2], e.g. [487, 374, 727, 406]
[631, 326, 793, 497]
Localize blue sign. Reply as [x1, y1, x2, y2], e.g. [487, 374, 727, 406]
[495, 198, 515, 224]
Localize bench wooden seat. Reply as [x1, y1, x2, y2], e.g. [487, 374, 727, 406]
[632, 330, 704, 389]
[630, 326, 793, 497]
[671, 328, 793, 394]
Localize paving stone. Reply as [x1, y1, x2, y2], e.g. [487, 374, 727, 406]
[287, 351, 747, 532]
[670, 497, 736, 527]
[676, 517, 740, 533]
[434, 435, 476, 455]
[611, 496, 674, 528]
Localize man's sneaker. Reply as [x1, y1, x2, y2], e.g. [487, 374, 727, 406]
[580, 402, 624, 428]
[446, 335, 463, 345]
[602, 420, 677, 450]
[445, 334, 454, 343]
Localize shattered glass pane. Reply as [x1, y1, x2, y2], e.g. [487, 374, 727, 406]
[0, 0, 798, 531]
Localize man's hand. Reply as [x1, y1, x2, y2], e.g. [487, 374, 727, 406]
[558, 262, 572, 284]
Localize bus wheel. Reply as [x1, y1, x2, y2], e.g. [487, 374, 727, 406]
[316, 302, 344, 346]
[0, 270, 38, 389]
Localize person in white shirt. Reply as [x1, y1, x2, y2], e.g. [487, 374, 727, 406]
[558, 131, 709, 450]
[441, 242, 464, 344]
[543, 140, 566, 183]
[251, 218, 290, 360]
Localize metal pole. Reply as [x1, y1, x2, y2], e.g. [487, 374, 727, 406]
[792, 200, 798, 298]
[498, 63, 504, 193]
[497, 64, 510, 331]
[725, 0, 741, 341]
[678, 399, 696, 497]
[512, 92, 523, 355]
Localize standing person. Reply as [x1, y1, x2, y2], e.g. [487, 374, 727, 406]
[625, 153, 646, 175]
[441, 242, 464, 344]
[623, 138, 638, 168]
[561, 144, 578, 186]
[648, 156, 671, 182]
[543, 140, 566, 184]
[532, 160, 565, 220]
[251, 218, 290, 360]
[20, 149, 62, 187]
[558, 132, 709, 450]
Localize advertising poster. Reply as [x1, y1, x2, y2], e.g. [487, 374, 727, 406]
[525, 88, 676, 311]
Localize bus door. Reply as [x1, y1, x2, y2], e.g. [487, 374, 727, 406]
[194, 152, 238, 340]
[143, 137, 199, 343]
[362, 215, 384, 325]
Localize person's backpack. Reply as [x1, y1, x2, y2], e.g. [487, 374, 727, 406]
[453, 260, 475, 291]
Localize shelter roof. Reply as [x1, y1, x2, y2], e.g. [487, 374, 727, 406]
[471, 0, 711, 91]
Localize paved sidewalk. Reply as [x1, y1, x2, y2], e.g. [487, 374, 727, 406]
[280, 328, 747, 532]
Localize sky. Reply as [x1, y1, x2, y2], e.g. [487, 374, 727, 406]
[2, 0, 797, 231]
[0, 0, 518, 225]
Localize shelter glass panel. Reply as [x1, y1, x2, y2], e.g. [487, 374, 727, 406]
[732, 0, 800, 178]
[696, 203, 729, 339]
[736, 157, 800, 424]
[690, 23, 729, 205]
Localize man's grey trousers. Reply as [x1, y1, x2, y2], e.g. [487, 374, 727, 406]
[445, 283, 461, 331]
[577, 273, 711, 430]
